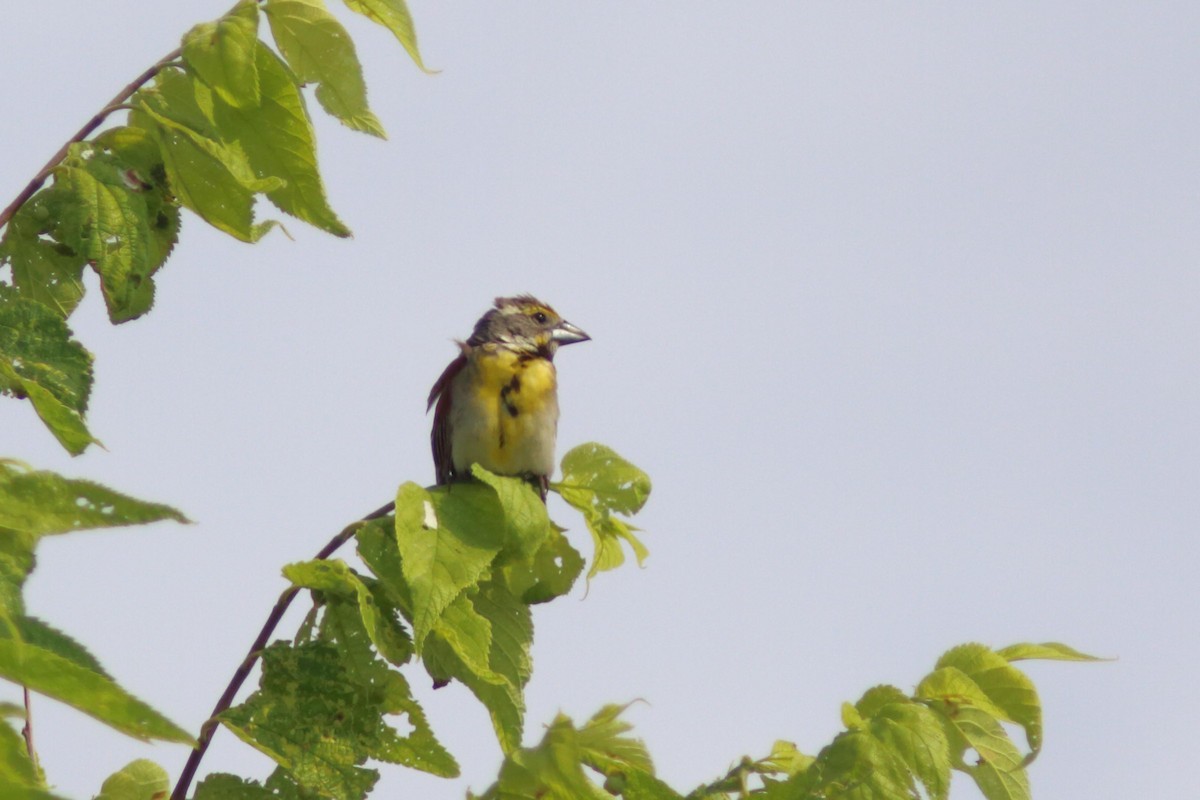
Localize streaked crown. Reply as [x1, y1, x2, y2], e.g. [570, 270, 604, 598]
[466, 295, 589, 357]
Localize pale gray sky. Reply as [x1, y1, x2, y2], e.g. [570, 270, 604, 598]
[3, 2, 1197, 798]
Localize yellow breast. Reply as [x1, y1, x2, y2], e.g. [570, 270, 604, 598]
[449, 346, 560, 477]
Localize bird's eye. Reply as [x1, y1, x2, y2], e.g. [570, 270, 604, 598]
[534, 312, 548, 324]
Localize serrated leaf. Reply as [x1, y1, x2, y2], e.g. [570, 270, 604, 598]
[0, 289, 95, 453]
[15, 616, 111, 679]
[355, 516, 412, 611]
[0, 715, 41, 790]
[182, 0, 261, 108]
[760, 740, 815, 778]
[393, 481, 505, 651]
[915, 666, 1011, 723]
[133, 71, 280, 242]
[866, 700, 950, 800]
[340, 0, 430, 72]
[942, 708, 1030, 800]
[0, 461, 188, 537]
[0, 360, 96, 454]
[194, 769, 318, 800]
[284, 558, 412, 666]
[422, 580, 531, 753]
[619, 770, 684, 800]
[556, 443, 652, 516]
[95, 759, 169, 800]
[936, 643, 1042, 758]
[471, 466, 556, 562]
[264, 0, 385, 137]
[92, 126, 183, 304]
[53, 146, 170, 323]
[221, 641, 457, 800]
[577, 703, 654, 776]
[809, 730, 914, 800]
[0, 638, 193, 744]
[502, 525, 583, 604]
[212, 43, 350, 236]
[0, 186, 87, 318]
[996, 641, 1106, 663]
[552, 443, 651, 578]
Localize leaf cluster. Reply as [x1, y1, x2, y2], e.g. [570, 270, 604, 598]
[474, 643, 1101, 800]
[0, 0, 427, 456]
[199, 445, 652, 799]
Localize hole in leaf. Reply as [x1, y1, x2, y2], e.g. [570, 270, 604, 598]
[387, 712, 416, 737]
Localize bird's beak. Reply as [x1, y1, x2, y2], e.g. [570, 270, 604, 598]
[551, 320, 591, 345]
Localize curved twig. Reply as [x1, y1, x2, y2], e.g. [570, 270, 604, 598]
[0, 47, 183, 230]
[169, 499, 396, 800]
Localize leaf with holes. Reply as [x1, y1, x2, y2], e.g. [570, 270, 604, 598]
[552, 443, 651, 578]
[0, 288, 95, 453]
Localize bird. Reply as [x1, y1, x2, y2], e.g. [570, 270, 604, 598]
[427, 295, 590, 498]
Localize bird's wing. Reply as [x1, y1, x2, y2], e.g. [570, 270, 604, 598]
[428, 350, 468, 485]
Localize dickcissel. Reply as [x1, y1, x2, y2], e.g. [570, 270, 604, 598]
[428, 295, 590, 497]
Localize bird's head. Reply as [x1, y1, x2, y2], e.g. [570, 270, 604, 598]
[467, 295, 590, 358]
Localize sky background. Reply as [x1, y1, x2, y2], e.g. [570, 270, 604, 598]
[2, 1, 1197, 798]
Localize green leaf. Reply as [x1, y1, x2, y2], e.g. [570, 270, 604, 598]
[393, 481, 505, 651]
[194, 769, 318, 800]
[552, 443, 651, 578]
[355, 516, 412, 611]
[211, 43, 351, 236]
[576, 703, 654, 777]
[15, 616, 111, 679]
[915, 666, 1011, 723]
[941, 708, 1030, 800]
[422, 580, 531, 753]
[0, 715, 41, 790]
[618, 771, 684, 800]
[474, 707, 663, 800]
[53, 146, 168, 323]
[501, 525, 583, 605]
[808, 730, 914, 800]
[0, 360, 96, 455]
[864, 699, 950, 800]
[283, 558, 413, 667]
[935, 643, 1042, 758]
[996, 641, 1106, 663]
[315, 599, 457, 778]
[340, 0, 430, 72]
[264, 0, 385, 137]
[0, 186, 87, 318]
[0, 288, 96, 453]
[133, 71, 280, 242]
[95, 759, 170, 800]
[221, 641, 457, 800]
[182, 0, 261, 108]
[0, 461, 188, 537]
[0, 638, 193, 744]
[759, 740, 815, 778]
[471, 466, 557, 562]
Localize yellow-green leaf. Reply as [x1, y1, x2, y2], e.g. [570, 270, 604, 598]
[181, 0, 261, 108]
[212, 43, 351, 236]
[341, 0, 431, 72]
[264, 0, 385, 137]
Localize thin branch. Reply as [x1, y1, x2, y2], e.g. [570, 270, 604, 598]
[0, 47, 183, 231]
[169, 499, 396, 800]
[21, 686, 37, 771]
